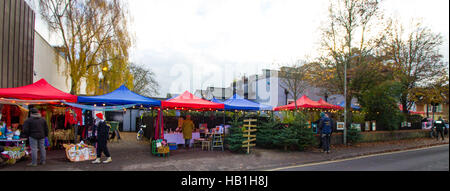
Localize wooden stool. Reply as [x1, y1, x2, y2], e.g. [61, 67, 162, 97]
[201, 140, 211, 151]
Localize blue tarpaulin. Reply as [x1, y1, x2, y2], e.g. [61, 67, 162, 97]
[212, 94, 273, 111]
[63, 101, 136, 111]
[77, 85, 161, 106]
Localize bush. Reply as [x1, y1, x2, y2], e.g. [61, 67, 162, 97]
[406, 114, 423, 123]
[347, 127, 362, 144]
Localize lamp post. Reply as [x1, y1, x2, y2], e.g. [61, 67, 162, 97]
[102, 66, 108, 94]
[344, 54, 359, 145]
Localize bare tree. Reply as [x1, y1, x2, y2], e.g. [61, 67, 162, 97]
[129, 63, 159, 97]
[278, 60, 310, 110]
[311, 0, 385, 127]
[382, 19, 446, 114]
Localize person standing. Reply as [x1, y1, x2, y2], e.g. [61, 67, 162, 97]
[22, 108, 48, 167]
[434, 117, 445, 141]
[91, 113, 112, 164]
[318, 112, 333, 154]
[182, 115, 194, 149]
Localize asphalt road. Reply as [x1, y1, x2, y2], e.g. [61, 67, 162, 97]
[272, 144, 449, 171]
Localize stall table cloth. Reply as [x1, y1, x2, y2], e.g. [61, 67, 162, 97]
[163, 132, 200, 146]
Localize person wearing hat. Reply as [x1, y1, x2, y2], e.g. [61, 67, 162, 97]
[92, 112, 112, 164]
[22, 108, 48, 167]
[318, 112, 333, 154]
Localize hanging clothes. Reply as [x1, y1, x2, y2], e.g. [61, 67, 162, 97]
[1, 105, 21, 127]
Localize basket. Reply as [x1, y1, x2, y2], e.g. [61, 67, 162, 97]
[157, 146, 170, 154]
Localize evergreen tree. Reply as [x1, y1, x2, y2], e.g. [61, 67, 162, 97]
[256, 117, 282, 149]
[225, 116, 245, 153]
[273, 112, 316, 151]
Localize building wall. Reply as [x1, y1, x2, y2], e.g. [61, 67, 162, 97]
[0, 0, 35, 88]
[33, 31, 72, 93]
[415, 103, 449, 121]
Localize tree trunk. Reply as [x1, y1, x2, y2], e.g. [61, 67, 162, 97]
[345, 95, 352, 128]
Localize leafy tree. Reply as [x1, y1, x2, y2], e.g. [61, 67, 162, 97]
[129, 63, 160, 97]
[360, 81, 405, 130]
[39, 0, 133, 94]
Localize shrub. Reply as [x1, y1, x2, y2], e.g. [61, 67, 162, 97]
[347, 126, 362, 144]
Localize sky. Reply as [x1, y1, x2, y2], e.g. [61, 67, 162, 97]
[32, 0, 450, 97]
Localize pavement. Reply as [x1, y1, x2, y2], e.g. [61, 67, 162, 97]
[0, 132, 448, 171]
[269, 144, 449, 171]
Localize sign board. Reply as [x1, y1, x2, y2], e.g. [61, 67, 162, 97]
[242, 118, 257, 154]
[337, 122, 345, 130]
[351, 123, 361, 131]
[365, 121, 370, 131]
[64, 144, 97, 162]
[371, 121, 376, 131]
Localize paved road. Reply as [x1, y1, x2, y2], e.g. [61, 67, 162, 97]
[271, 144, 449, 171]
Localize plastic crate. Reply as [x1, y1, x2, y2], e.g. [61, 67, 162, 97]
[168, 143, 177, 150]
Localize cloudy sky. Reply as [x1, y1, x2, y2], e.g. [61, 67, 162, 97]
[33, 0, 449, 97]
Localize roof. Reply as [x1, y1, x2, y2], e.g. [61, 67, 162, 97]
[77, 85, 161, 106]
[274, 95, 324, 111]
[217, 94, 273, 111]
[161, 91, 224, 110]
[0, 79, 77, 102]
[318, 98, 343, 110]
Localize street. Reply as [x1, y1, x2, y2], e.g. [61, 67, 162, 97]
[270, 144, 449, 171]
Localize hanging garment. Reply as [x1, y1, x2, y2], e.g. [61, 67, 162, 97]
[1, 105, 21, 127]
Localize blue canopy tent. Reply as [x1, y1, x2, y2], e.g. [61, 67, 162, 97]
[216, 94, 273, 111]
[77, 85, 161, 106]
[338, 101, 361, 110]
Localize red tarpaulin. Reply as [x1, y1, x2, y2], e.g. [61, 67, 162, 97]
[273, 95, 326, 111]
[161, 91, 224, 110]
[0, 79, 77, 102]
[318, 98, 343, 110]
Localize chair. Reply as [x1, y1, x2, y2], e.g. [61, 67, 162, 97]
[201, 139, 211, 151]
[193, 138, 204, 151]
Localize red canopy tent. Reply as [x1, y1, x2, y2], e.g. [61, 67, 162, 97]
[161, 91, 224, 110]
[318, 98, 343, 110]
[0, 79, 77, 102]
[273, 95, 326, 111]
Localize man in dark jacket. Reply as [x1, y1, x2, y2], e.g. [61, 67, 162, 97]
[22, 108, 48, 167]
[318, 112, 333, 154]
[92, 113, 111, 164]
[434, 117, 445, 141]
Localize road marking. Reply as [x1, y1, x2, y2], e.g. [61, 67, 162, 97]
[266, 144, 448, 171]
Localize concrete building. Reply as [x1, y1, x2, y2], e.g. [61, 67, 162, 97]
[222, 69, 355, 108]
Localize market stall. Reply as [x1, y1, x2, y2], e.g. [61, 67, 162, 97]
[77, 85, 161, 133]
[157, 91, 225, 152]
[0, 79, 78, 164]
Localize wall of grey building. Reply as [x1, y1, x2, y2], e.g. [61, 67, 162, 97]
[0, 0, 35, 88]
